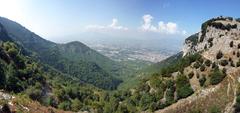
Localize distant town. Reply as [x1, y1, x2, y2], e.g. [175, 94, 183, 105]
[90, 44, 176, 63]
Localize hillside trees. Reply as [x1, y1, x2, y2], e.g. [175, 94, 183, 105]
[210, 68, 226, 85]
[176, 74, 194, 99]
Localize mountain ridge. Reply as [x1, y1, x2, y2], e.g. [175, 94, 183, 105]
[0, 16, 122, 90]
[1, 16, 240, 113]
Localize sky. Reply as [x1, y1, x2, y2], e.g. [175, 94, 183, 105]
[0, 0, 240, 43]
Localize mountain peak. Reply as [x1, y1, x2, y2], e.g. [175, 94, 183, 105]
[65, 41, 84, 45]
[183, 16, 240, 58]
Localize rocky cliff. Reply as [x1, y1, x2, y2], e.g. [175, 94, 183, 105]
[154, 17, 240, 113]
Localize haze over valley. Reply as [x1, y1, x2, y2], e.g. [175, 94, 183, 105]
[0, 0, 240, 113]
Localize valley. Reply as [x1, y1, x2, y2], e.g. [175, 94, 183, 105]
[0, 1, 240, 113]
[1, 16, 240, 113]
[89, 43, 175, 63]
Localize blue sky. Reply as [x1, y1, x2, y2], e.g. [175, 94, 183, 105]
[0, 0, 240, 42]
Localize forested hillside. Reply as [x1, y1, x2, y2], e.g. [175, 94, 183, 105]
[0, 17, 122, 90]
[1, 16, 240, 113]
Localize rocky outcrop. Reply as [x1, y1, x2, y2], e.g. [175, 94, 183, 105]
[157, 16, 240, 113]
[183, 16, 240, 60]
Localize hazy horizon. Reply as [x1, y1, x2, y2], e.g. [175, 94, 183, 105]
[1, 0, 240, 44]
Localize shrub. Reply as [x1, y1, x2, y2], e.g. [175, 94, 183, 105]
[235, 95, 240, 112]
[189, 109, 202, 113]
[45, 96, 57, 107]
[25, 83, 43, 101]
[0, 66, 6, 89]
[198, 58, 204, 64]
[238, 44, 240, 49]
[58, 101, 72, 111]
[196, 73, 200, 79]
[204, 45, 207, 50]
[1, 104, 11, 113]
[222, 68, 227, 74]
[165, 87, 175, 106]
[233, 51, 236, 55]
[238, 51, 240, 57]
[193, 62, 201, 69]
[176, 75, 194, 99]
[212, 62, 217, 69]
[208, 38, 214, 47]
[200, 65, 205, 72]
[210, 22, 237, 31]
[216, 51, 223, 59]
[140, 93, 154, 110]
[220, 60, 228, 66]
[199, 76, 206, 87]
[231, 60, 235, 67]
[188, 71, 194, 79]
[71, 99, 83, 112]
[208, 38, 213, 43]
[237, 60, 240, 67]
[185, 33, 199, 46]
[230, 41, 234, 47]
[210, 106, 221, 113]
[209, 42, 213, 47]
[210, 68, 226, 85]
[160, 67, 172, 77]
[199, 36, 204, 42]
[205, 60, 212, 67]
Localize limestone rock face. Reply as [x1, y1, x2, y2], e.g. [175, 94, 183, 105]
[157, 17, 240, 113]
[183, 17, 240, 62]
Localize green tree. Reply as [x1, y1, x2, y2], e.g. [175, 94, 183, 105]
[71, 98, 82, 112]
[176, 75, 194, 99]
[25, 84, 42, 101]
[0, 64, 6, 89]
[58, 101, 72, 111]
[210, 106, 221, 113]
[210, 68, 226, 85]
[140, 93, 153, 111]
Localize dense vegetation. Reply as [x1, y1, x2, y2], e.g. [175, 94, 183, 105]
[209, 68, 226, 85]
[0, 16, 237, 112]
[200, 16, 235, 42]
[30, 43, 122, 90]
[0, 41, 111, 112]
[0, 17, 122, 90]
[142, 52, 183, 74]
[0, 41, 197, 112]
[160, 53, 202, 76]
[0, 41, 46, 93]
[210, 22, 237, 31]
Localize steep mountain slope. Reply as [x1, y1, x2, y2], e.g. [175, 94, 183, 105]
[90, 16, 240, 113]
[142, 52, 183, 74]
[0, 17, 122, 90]
[0, 40, 107, 113]
[154, 16, 240, 113]
[2, 16, 240, 113]
[58, 41, 122, 76]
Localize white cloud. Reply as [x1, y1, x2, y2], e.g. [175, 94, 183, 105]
[86, 18, 128, 31]
[140, 14, 186, 35]
[158, 21, 177, 34]
[85, 15, 187, 36]
[141, 15, 155, 31]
